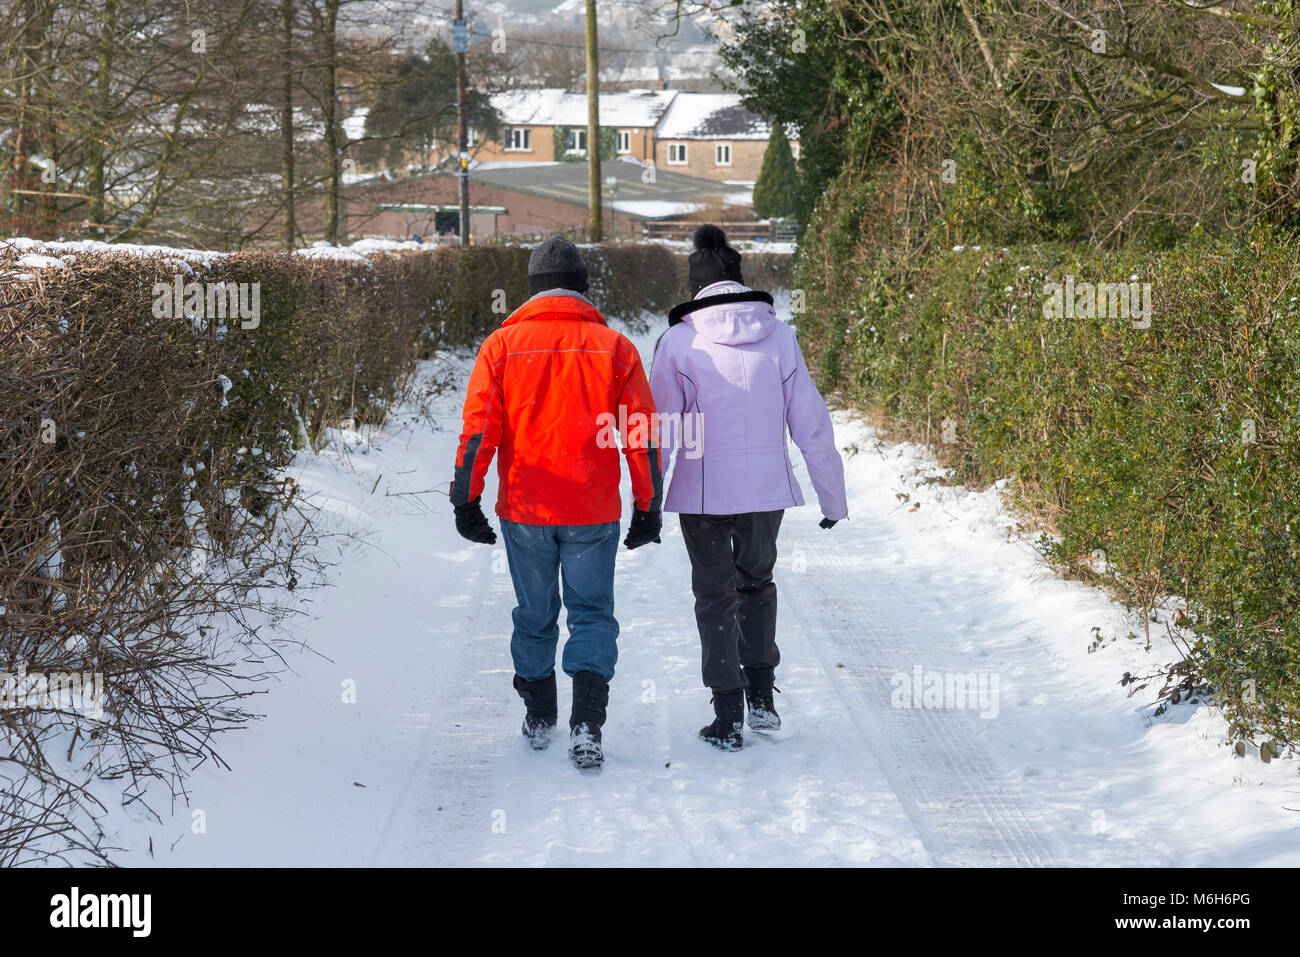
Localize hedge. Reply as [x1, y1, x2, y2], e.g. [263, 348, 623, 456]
[794, 229, 1300, 754]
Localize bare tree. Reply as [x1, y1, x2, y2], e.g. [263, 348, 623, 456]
[280, 0, 297, 248]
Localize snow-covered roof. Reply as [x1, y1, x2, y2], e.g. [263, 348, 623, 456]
[469, 160, 562, 171]
[655, 93, 772, 141]
[464, 159, 727, 219]
[491, 88, 678, 129]
[609, 199, 702, 218]
[489, 89, 785, 142]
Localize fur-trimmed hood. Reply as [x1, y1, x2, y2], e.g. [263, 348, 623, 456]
[667, 284, 776, 345]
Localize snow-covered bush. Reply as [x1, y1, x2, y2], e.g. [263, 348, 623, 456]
[796, 212, 1300, 756]
[0, 243, 427, 863]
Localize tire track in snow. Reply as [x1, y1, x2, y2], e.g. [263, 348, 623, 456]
[370, 543, 517, 865]
[781, 528, 1062, 866]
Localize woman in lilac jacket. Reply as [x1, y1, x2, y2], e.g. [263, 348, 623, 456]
[650, 225, 848, 751]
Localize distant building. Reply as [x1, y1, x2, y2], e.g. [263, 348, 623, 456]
[475, 89, 797, 185]
[599, 46, 718, 90]
[653, 93, 788, 183]
[342, 159, 747, 241]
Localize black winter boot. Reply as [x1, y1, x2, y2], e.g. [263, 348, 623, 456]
[743, 666, 781, 731]
[568, 671, 609, 770]
[513, 673, 558, 750]
[699, 689, 744, 751]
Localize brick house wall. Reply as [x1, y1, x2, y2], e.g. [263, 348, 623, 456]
[475, 125, 656, 165]
[473, 125, 556, 163]
[653, 139, 771, 182]
[614, 125, 655, 163]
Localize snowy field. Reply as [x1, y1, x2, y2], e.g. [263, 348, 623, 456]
[100, 315, 1300, 867]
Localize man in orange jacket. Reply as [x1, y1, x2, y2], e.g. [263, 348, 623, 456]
[449, 236, 662, 770]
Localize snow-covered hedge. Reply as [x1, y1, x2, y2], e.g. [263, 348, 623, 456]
[0, 241, 440, 863]
[796, 227, 1300, 755]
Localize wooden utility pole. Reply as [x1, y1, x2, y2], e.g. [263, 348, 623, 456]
[454, 0, 470, 245]
[584, 0, 601, 241]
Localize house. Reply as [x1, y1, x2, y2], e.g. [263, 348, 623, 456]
[653, 93, 793, 183]
[475, 89, 797, 186]
[476, 88, 677, 165]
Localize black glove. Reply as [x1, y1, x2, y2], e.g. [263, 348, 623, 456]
[819, 517, 839, 529]
[623, 509, 662, 549]
[454, 496, 497, 544]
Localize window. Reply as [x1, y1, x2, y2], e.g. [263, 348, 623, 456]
[616, 130, 632, 154]
[714, 143, 732, 166]
[667, 142, 687, 165]
[565, 128, 587, 153]
[505, 127, 531, 151]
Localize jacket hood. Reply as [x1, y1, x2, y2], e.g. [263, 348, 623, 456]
[668, 287, 776, 345]
[503, 288, 606, 327]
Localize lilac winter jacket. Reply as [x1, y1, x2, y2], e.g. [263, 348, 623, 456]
[649, 281, 848, 519]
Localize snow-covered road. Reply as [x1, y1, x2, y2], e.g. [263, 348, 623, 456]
[112, 318, 1300, 867]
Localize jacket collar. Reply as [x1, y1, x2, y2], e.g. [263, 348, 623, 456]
[504, 288, 606, 327]
[525, 287, 595, 307]
[668, 288, 774, 326]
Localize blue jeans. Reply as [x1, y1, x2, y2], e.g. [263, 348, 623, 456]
[500, 519, 620, 682]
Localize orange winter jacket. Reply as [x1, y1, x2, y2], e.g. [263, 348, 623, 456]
[449, 290, 662, 526]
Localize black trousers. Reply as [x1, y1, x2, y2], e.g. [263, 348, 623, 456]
[678, 510, 784, 692]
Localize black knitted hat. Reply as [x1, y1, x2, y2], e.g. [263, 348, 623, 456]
[686, 224, 744, 297]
